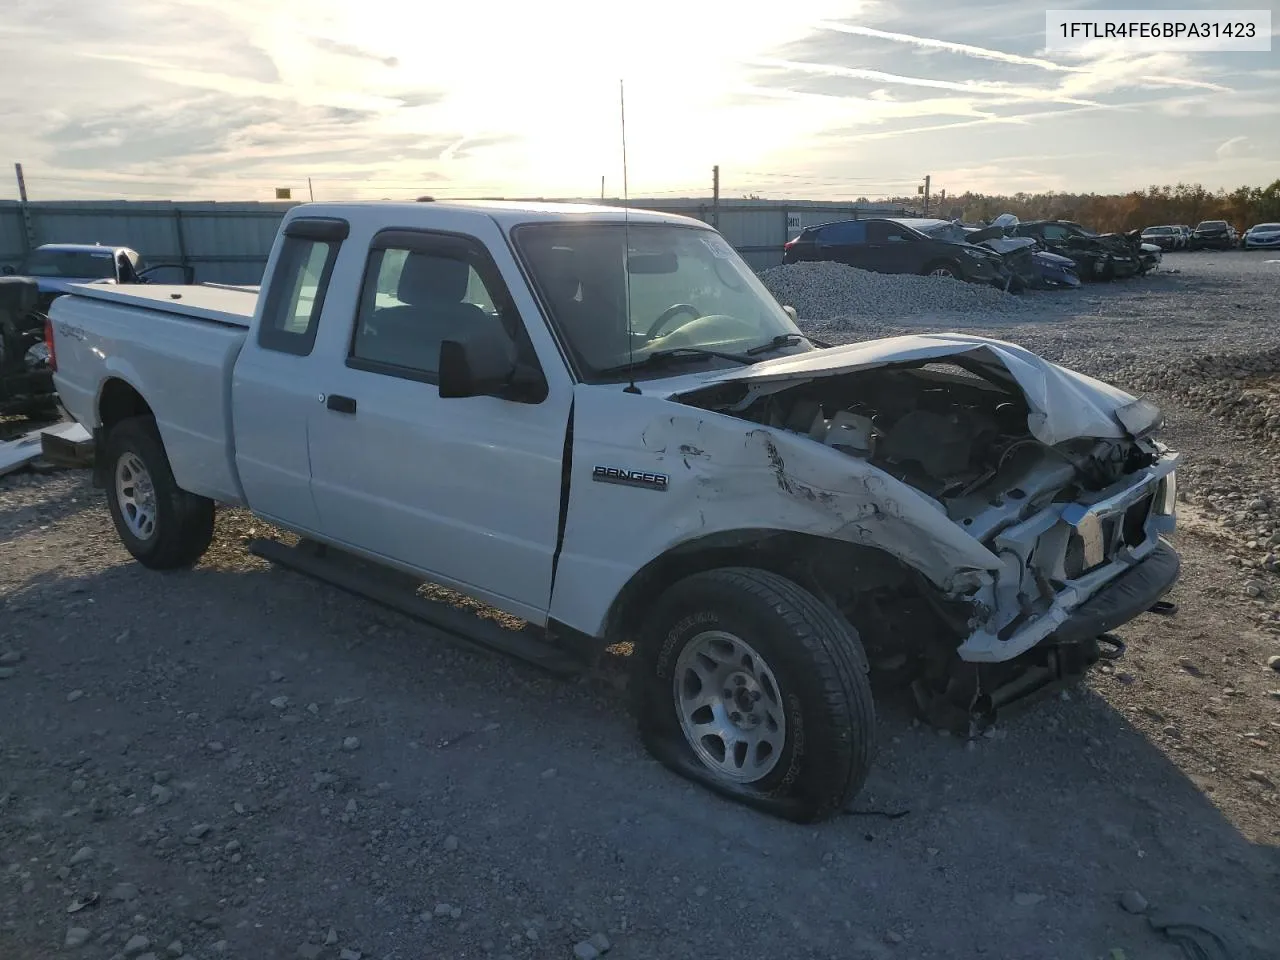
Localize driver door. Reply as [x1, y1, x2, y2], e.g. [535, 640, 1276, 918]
[303, 223, 572, 623]
[863, 221, 917, 273]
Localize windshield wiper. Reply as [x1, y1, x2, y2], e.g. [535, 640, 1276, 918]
[596, 347, 755, 379]
[745, 333, 829, 356]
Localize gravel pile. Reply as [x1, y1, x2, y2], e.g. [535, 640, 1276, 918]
[757, 260, 1026, 326]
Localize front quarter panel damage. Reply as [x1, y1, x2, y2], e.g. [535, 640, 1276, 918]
[547, 385, 1001, 639]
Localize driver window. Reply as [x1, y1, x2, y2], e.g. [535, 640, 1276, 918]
[350, 243, 513, 381]
[867, 222, 911, 243]
[1042, 225, 1069, 241]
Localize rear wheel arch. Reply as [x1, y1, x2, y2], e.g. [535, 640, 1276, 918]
[98, 377, 153, 432]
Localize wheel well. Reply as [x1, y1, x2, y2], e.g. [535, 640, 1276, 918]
[922, 259, 959, 275]
[99, 378, 153, 432]
[603, 530, 930, 643]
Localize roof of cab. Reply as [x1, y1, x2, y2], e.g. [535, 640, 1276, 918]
[282, 199, 711, 230]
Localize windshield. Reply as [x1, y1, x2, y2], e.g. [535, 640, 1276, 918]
[512, 222, 811, 382]
[1252, 223, 1280, 230]
[18, 248, 117, 280]
[1143, 227, 1173, 235]
[1197, 221, 1226, 229]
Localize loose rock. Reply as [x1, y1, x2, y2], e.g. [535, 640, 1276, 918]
[124, 934, 151, 956]
[109, 883, 140, 902]
[587, 933, 611, 953]
[341, 737, 360, 751]
[68, 846, 94, 866]
[1013, 892, 1046, 907]
[65, 927, 91, 949]
[1119, 890, 1148, 914]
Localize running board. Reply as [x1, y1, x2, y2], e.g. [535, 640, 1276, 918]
[247, 538, 585, 679]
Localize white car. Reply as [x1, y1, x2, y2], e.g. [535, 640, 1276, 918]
[45, 200, 1181, 822]
[1242, 223, 1280, 249]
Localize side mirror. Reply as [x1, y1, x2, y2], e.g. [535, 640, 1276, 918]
[782, 305, 799, 323]
[1, 265, 14, 275]
[438, 326, 525, 400]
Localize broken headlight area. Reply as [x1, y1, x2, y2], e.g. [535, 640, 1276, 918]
[699, 356, 1178, 726]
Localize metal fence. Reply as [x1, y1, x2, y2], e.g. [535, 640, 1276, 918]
[0, 197, 922, 283]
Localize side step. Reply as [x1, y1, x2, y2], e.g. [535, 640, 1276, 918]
[247, 537, 585, 679]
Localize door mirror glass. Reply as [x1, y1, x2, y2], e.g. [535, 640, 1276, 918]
[438, 326, 520, 399]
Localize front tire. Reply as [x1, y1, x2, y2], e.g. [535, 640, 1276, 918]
[103, 416, 215, 569]
[632, 567, 875, 823]
[923, 261, 960, 279]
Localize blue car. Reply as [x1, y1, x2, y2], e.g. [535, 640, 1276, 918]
[1032, 250, 1081, 288]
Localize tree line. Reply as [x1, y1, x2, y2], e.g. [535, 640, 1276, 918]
[927, 180, 1280, 232]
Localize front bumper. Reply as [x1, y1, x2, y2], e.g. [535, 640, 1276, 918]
[1047, 540, 1179, 644]
[958, 452, 1179, 663]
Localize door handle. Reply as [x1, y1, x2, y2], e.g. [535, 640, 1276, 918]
[326, 394, 357, 414]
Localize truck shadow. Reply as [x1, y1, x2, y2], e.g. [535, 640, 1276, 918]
[3, 556, 1277, 959]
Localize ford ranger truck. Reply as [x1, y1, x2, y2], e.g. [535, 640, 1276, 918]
[46, 200, 1180, 823]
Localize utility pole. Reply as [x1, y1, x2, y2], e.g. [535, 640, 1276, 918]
[308, 177, 314, 202]
[712, 165, 720, 228]
[601, 175, 605, 200]
[923, 174, 931, 216]
[13, 162, 35, 254]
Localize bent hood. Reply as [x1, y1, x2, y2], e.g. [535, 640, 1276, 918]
[672, 333, 1140, 447]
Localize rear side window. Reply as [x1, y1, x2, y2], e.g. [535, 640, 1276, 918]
[867, 221, 913, 243]
[257, 217, 348, 356]
[815, 221, 866, 244]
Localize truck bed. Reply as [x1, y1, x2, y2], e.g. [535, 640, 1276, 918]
[64, 282, 258, 327]
[49, 283, 254, 506]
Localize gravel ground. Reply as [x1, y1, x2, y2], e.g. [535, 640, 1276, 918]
[3, 251, 1280, 960]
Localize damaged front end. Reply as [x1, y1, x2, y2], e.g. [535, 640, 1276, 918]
[675, 338, 1180, 730]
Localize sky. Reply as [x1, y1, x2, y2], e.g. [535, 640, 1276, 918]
[0, 0, 1276, 202]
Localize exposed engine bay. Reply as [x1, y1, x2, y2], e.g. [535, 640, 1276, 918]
[732, 359, 1160, 535]
[679, 356, 1176, 734]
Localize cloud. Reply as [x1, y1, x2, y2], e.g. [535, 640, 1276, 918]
[311, 38, 399, 68]
[817, 20, 1084, 73]
[748, 57, 1104, 106]
[1216, 136, 1254, 159]
[0, 0, 1274, 201]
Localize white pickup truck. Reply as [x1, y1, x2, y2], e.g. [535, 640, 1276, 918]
[47, 200, 1180, 822]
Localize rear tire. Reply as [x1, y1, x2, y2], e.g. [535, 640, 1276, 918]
[103, 415, 215, 569]
[632, 567, 875, 823]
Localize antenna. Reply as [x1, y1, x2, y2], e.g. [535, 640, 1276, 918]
[619, 78, 640, 395]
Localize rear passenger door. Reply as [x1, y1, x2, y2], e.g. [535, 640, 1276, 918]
[232, 216, 348, 534]
[812, 220, 870, 268]
[303, 223, 572, 624]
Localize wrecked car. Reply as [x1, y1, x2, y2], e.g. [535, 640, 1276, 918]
[1008, 218, 1145, 281]
[891, 218, 1034, 291]
[0, 276, 56, 417]
[3, 243, 194, 314]
[918, 217, 1080, 290]
[46, 201, 1181, 824]
[782, 217, 1008, 285]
